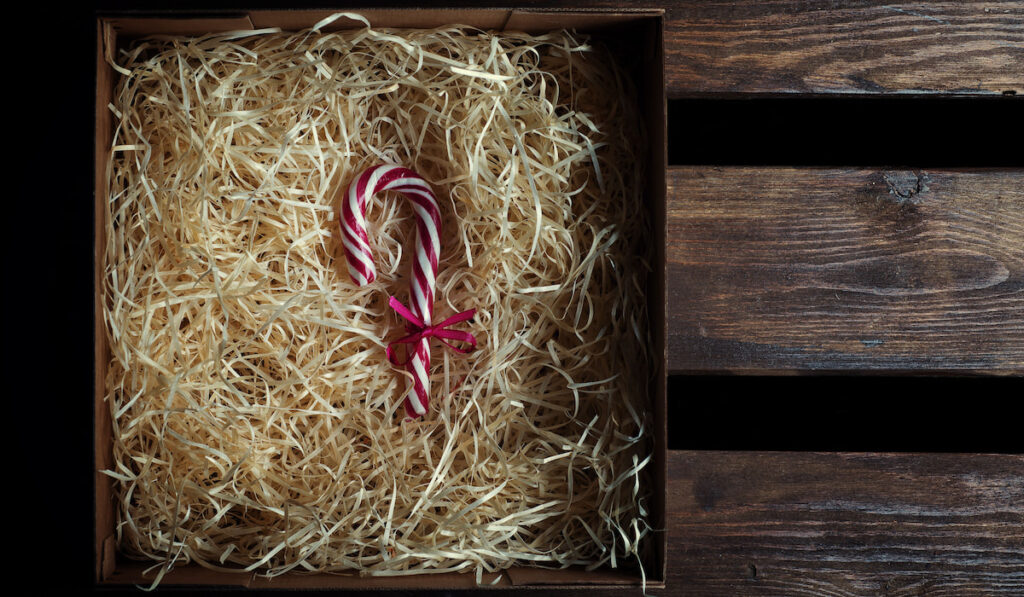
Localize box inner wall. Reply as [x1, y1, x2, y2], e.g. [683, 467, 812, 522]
[94, 9, 666, 588]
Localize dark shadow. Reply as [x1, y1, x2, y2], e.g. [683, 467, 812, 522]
[667, 375, 1023, 452]
[669, 97, 1024, 167]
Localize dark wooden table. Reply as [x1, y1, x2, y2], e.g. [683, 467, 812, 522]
[53, 1, 1024, 594]
[659, 2, 1023, 593]
[661, 3, 1023, 593]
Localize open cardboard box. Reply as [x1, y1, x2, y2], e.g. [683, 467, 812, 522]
[93, 8, 666, 590]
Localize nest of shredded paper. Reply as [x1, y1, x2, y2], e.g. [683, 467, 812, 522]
[102, 13, 653, 586]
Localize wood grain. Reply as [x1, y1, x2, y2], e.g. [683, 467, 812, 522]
[662, 451, 1024, 597]
[666, 167, 1024, 373]
[664, 0, 1024, 96]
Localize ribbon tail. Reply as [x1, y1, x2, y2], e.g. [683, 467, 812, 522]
[435, 329, 478, 354]
[433, 308, 476, 329]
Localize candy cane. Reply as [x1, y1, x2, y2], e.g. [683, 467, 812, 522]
[340, 164, 475, 418]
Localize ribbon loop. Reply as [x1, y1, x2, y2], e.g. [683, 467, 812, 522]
[386, 296, 477, 368]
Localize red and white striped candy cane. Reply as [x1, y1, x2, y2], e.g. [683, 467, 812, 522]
[340, 164, 475, 418]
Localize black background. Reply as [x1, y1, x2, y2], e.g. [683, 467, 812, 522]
[9, 2, 1021, 594]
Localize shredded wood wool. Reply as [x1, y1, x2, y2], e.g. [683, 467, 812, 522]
[102, 13, 653, 585]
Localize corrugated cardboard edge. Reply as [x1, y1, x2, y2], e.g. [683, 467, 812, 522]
[94, 18, 115, 585]
[94, 8, 667, 589]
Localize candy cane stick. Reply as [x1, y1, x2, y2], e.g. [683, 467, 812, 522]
[340, 164, 461, 418]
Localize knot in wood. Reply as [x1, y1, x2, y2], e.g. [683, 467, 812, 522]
[882, 170, 930, 205]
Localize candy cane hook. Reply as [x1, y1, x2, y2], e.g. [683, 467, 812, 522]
[339, 164, 475, 418]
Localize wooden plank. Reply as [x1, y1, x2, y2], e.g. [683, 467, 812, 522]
[666, 167, 1024, 373]
[661, 451, 1024, 597]
[664, 0, 1024, 96]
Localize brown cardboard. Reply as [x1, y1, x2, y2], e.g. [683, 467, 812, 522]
[104, 15, 255, 37]
[504, 8, 661, 33]
[94, 17, 116, 587]
[248, 9, 511, 32]
[94, 8, 666, 589]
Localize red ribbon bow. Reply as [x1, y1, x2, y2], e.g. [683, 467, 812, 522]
[385, 296, 477, 367]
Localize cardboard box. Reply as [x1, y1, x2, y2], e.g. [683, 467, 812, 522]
[94, 8, 666, 589]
